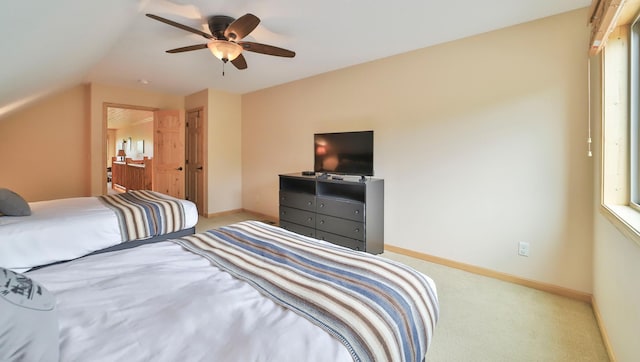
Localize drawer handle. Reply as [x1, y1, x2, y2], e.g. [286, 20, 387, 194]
[320, 220, 325, 224]
[319, 203, 325, 208]
[307, 217, 312, 221]
[307, 201, 313, 206]
[354, 228, 360, 232]
[354, 210, 359, 214]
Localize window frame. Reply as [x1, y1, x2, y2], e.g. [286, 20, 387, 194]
[599, 23, 640, 247]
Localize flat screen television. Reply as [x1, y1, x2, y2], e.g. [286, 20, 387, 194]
[314, 131, 374, 176]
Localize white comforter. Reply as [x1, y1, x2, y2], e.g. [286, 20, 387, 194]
[27, 240, 354, 362]
[0, 196, 198, 272]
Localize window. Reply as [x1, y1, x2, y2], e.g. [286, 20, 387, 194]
[600, 13, 640, 247]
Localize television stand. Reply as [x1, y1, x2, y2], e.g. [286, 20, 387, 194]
[278, 173, 384, 254]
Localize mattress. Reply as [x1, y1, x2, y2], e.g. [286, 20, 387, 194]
[0, 194, 198, 272]
[25, 221, 439, 362]
[27, 240, 355, 362]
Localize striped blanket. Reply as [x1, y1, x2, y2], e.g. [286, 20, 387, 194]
[98, 190, 186, 241]
[173, 221, 439, 362]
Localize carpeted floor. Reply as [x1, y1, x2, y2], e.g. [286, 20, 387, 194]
[196, 213, 609, 361]
[195, 211, 273, 233]
[382, 251, 609, 362]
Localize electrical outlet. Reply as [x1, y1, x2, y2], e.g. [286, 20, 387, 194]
[518, 241, 530, 257]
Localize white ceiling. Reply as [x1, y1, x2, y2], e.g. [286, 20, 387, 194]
[107, 107, 153, 129]
[0, 0, 591, 118]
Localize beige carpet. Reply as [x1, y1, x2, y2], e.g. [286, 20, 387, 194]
[195, 211, 273, 233]
[382, 252, 609, 362]
[196, 214, 609, 361]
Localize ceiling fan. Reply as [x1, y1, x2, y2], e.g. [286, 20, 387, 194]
[146, 13, 295, 72]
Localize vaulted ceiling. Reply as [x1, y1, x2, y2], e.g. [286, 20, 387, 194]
[0, 0, 591, 119]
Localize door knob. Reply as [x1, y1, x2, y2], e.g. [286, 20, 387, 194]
[197, 166, 203, 170]
[176, 167, 183, 171]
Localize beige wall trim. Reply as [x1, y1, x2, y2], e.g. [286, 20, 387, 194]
[384, 244, 592, 303]
[591, 296, 617, 362]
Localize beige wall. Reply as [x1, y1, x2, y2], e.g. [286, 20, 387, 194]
[0, 84, 90, 201]
[0, 82, 240, 212]
[242, 9, 593, 292]
[88, 83, 184, 196]
[0, 82, 184, 200]
[114, 121, 154, 160]
[208, 89, 242, 214]
[1, 7, 636, 358]
[185, 88, 243, 215]
[593, 217, 640, 360]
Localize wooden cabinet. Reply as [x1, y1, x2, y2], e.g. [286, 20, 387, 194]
[279, 173, 384, 254]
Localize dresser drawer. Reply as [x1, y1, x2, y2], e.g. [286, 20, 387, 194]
[316, 230, 366, 251]
[279, 206, 315, 227]
[316, 214, 365, 241]
[280, 221, 316, 238]
[279, 191, 315, 211]
[316, 197, 365, 222]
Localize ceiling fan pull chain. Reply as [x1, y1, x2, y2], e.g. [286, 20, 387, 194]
[222, 61, 225, 76]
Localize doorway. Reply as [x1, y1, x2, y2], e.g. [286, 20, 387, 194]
[102, 104, 197, 204]
[105, 104, 155, 193]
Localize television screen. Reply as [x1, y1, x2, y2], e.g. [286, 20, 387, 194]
[314, 131, 374, 176]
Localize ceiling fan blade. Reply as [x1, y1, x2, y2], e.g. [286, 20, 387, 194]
[146, 13, 213, 39]
[224, 13, 260, 41]
[231, 54, 248, 70]
[166, 44, 208, 53]
[239, 41, 295, 58]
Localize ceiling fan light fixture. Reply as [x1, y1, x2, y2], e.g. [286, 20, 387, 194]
[207, 40, 242, 62]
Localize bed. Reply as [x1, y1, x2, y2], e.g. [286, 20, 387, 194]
[4, 221, 439, 362]
[0, 189, 198, 272]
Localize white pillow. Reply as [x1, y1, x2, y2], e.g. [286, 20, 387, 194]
[0, 267, 59, 361]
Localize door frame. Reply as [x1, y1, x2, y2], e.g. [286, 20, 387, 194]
[101, 102, 158, 195]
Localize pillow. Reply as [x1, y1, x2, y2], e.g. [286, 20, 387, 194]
[0, 267, 59, 361]
[0, 188, 31, 216]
